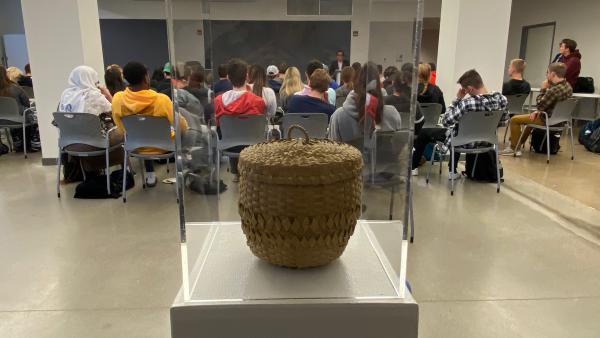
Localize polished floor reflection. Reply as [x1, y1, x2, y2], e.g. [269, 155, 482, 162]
[0, 147, 599, 337]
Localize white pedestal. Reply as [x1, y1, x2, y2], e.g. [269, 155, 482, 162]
[171, 221, 418, 338]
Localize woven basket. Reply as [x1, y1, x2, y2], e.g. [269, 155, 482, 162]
[238, 125, 363, 268]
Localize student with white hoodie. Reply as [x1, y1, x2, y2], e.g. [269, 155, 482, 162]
[329, 62, 402, 143]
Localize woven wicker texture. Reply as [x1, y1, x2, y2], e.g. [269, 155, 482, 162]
[238, 125, 363, 268]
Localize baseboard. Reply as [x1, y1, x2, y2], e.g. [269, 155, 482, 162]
[42, 157, 58, 166]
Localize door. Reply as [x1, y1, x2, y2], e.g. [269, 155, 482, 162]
[519, 23, 556, 88]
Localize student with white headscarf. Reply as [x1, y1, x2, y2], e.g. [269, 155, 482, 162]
[58, 65, 124, 174]
[59, 65, 113, 115]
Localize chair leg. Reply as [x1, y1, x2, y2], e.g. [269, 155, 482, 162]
[514, 128, 526, 156]
[545, 128, 551, 164]
[409, 187, 415, 243]
[4, 128, 13, 152]
[79, 159, 87, 181]
[503, 124, 509, 145]
[56, 149, 62, 198]
[105, 148, 111, 196]
[216, 150, 221, 200]
[166, 158, 170, 174]
[139, 158, 146, 189]
[426, 144, 436, 184]
[22, 124, 27, 159]
[472, 153, 479, 178]
[495, 144, 501, 193]
[569, 124, 575, 160]
[450, 147, 455, 196]
[173, 155, 179, 204]
[388, 186, 395, 221]
[122, 151, 128, 203]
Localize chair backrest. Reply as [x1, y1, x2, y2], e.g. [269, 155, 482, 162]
[371, 130, 410, 175]
[218, 114, 267, 150]
[53, 112, 107, 149]
[419, 103, 443, 128]
[335, 95, 345, 109]
[548, 98, 578, 125]
[505, 94, 528, 115]
[281, 113, 329, 138]
[0, 97, 23, 123]
[121, 115, 174, 153]
[21, 86, 34, 99]
[452, 110, 504, 147]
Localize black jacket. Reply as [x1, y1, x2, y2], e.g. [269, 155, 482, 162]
[329, 60, 350, 77]
[417, 83, 446, 114]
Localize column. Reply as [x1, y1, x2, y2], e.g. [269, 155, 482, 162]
[20, 0, 105, 163]
[350, 0, 371, 64]
[436, 0, 512, 98]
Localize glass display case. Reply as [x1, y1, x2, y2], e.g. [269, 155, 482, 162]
[166, 0, 422, 308]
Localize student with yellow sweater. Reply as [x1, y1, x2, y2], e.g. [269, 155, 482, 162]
[112, 61, 188, 187]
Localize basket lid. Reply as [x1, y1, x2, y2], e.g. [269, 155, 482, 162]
[239, 125, 363, 185]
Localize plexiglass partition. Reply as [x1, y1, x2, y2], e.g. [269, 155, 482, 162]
[166, 0, 423, 304]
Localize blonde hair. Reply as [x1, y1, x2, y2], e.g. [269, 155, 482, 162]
[510, 59, 526, 73]
[340, 66, 354, 89]
[281, 66, 303, 97]
[418, 63, 431, 94]
[6, 67, 23, 83]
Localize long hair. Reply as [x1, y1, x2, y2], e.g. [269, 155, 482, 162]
[280, 66, 303, 97]
[104, 65, 126, 95]
[355, 62, 383, 126]
[0, 66, 13, 97]
[418, 63, 431, 95]
[6, 67, 22, 83]
[341, 66, 354, 89]
[248, 64, 266, 97]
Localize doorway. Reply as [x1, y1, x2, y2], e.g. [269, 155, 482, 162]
[519, 22, 556, 87]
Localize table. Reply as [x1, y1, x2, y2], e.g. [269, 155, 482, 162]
[528, 88, 600, 121]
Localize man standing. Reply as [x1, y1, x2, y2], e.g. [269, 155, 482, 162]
[556, 38, 581, 88]
[329, 50, 349, 85]
[501, 62, 572, 156]
[502, 59, 531, 95]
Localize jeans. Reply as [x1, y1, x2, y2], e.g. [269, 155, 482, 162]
[509, 114, 544, 149]
[412, 127, 460, 173]
[145, 160, 154, 173]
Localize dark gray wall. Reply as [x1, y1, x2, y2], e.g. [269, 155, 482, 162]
[99, 19, 169, 72]
[206, 20, 351, 78]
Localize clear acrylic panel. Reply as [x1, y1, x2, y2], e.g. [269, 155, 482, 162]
[166, 0, 423, 304]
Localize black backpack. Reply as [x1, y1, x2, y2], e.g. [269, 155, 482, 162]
[580, 120, 600, 153]
[464, 150, 503, 182]
[531, 129, 561, 154]
[573, 77, 595, 93]
[73, 170, 134, 199]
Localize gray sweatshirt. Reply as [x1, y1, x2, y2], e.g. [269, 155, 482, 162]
[328, 91, 402, 142]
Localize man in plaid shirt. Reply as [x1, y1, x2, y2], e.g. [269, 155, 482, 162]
[411, 69, 508, 179]
[502, 62, 572, 156]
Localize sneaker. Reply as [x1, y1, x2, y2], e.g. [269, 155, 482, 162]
[411, 168, 419, 176]
[145, 175, 157, 187]
[448, 171, 462, 180]
[515, 150, 522, 157]
[500, 147, 515, 156]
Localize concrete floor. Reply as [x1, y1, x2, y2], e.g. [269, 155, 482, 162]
[0, 148, 599, 338]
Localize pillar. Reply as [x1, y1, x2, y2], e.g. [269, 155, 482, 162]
[436, 0, 512, 99]
[21, 0, 105, 163]
[350, 0, 371, 64]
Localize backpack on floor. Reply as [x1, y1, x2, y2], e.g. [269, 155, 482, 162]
[110, 170, 135, 191]
[61, 153, 84, 183]
[531, 129, 561, 154]
[423, 143, 442, 162]
[0, 142, 8, 156]
[579, 119, 600, 145]
[582, 125, 600, 153]
[464, 150, 503, 182]
[74, 174, 121, 199]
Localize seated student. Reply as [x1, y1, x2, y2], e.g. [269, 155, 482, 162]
[0, 66, 38, 152]
[248, 64, 277, 117]
[502, 59, 531, 96]
[58, 65, 122, 171]
[382, 66, 398, 95]
[295, 60, 336, 106]
[329, 62, 402, 143]
[150, 68, 165, 89]
[335, 66, 355, 106]
[154, 62, 173, 95]
[19, 63, 33, 87]
[214, 58, 265, 182]
[266, 65, 282, 93]
[277, 63, 288, 82]
[213, 64, 233, 96]
[105, 64, 126, 96]
[417, 63, 446, 114]
[279, 66, 303, 111]
[171, 71, 204, 120]
[287, 69, 336, 118]
[181, 62, 213, 122]
[112, 61, 188, 187]
[411, 69, 508, 178]
[502, 62, 572, 156]
[384, 69, 425, 135]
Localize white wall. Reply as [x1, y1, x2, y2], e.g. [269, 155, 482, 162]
[505, 0, 600, 91]
[369, 21, 414, 68]
[21, 0, 104, 160]
[437, 0, 512, 98]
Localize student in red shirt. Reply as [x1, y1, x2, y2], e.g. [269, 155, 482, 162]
[214, 58, 265, 182]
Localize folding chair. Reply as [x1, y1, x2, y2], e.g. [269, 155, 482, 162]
[281, 113, 329, 138]
[0, 97, 33, 158]
[419, 103, 443, 128]
[502, 94, 528, 144]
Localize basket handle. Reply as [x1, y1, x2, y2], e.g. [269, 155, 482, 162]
[287, 124, 310, 144]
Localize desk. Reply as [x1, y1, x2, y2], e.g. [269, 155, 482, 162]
[528, 88, 600, 121]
